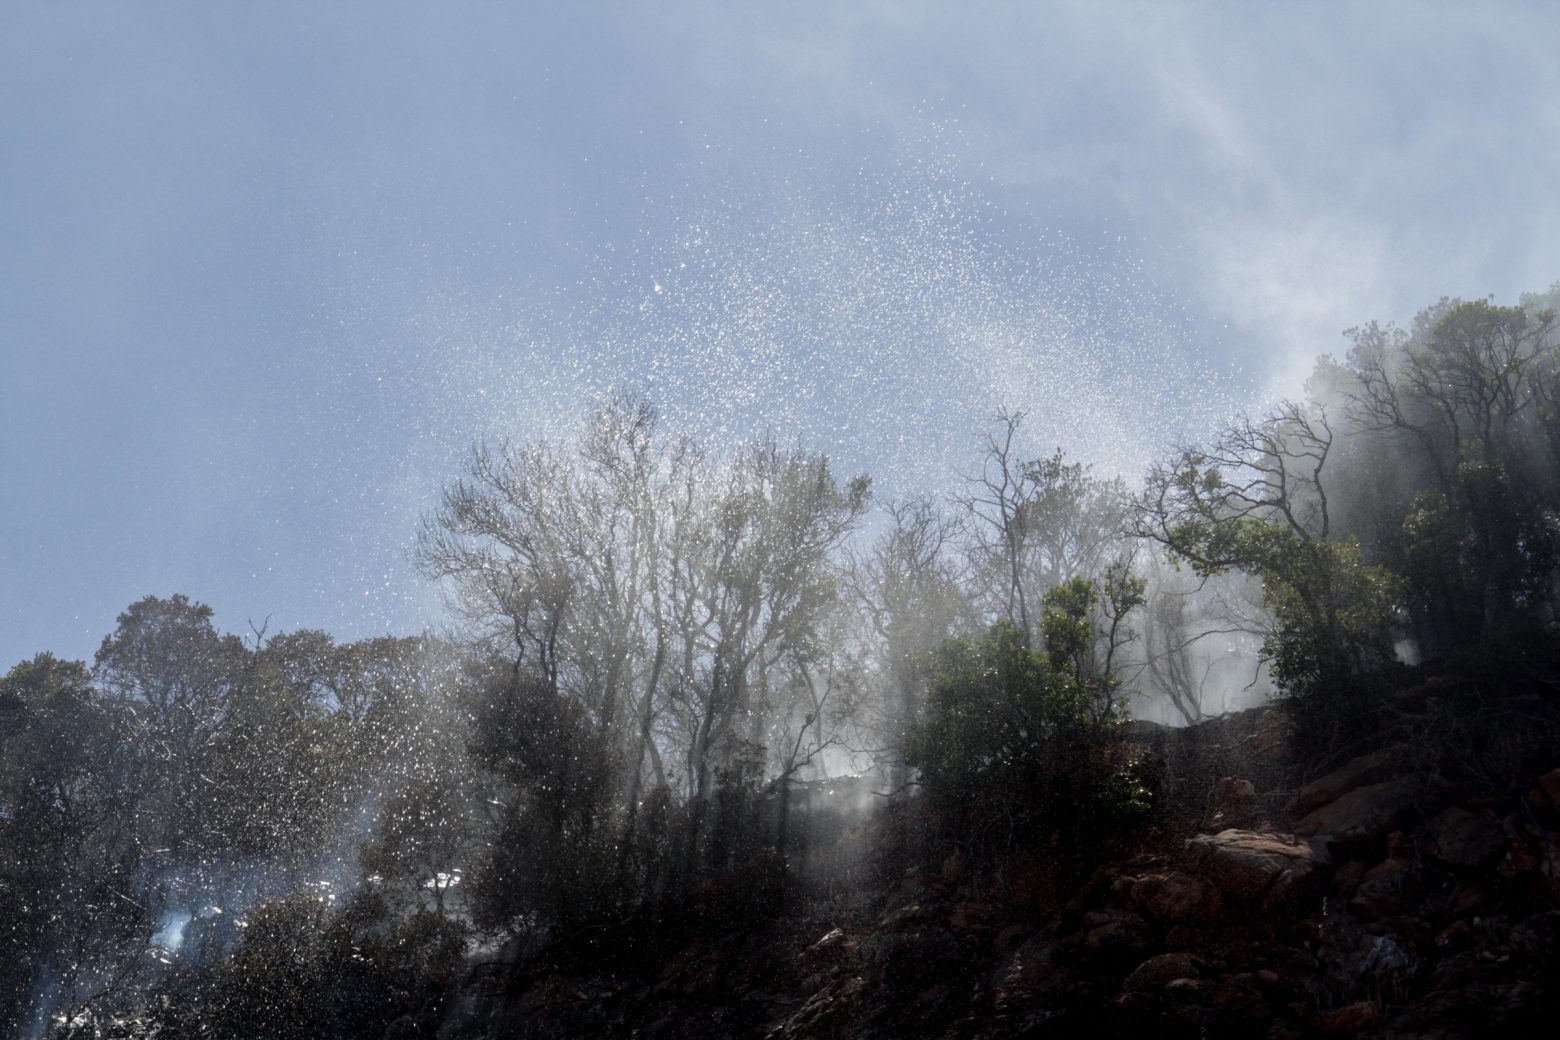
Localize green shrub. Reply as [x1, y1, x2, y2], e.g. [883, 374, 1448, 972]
[905, 621, 1149, 869]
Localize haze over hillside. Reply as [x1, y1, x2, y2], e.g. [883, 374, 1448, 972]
[6, 5, 1560, 1039]
[7, 3, 1560, 666]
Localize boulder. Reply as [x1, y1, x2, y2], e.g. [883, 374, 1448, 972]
[1122, 952, 1202, 992]
[948, 901, 995, 933]
[766, 974, 866, 1039]
[999, 933, 1060, 991]
[1296, 748, 1406, 812]
[1435, 919, 1472, 951]
[941, 849, 968, 885]
[1128, 871, 1222, 925]
[1328, 858, 1366, 901]
[1426, 806, 1506, 868]
[1083, 916, 1150, 963]
[1499, 840, 1541, 878]
[861, 925, 964, 990]
[1162, 977, 1208, 1008]
[1206, 972, 1266, 1018]
[1536, 767, 1560, 810]
[1297, 778, 1419, 844]
[1348, 858, 1417, 920]
[1187, 829, 1331, 905]
[878, 903, 930, 930]
[800, 927, 854, 966]
[1213, 776, 1256, 804]
[1541, 835, 1560, 897]
[994, 923, 1029, 956]
[1318, 1000, 1378, 1034]
[1081, 907, 1147, 931]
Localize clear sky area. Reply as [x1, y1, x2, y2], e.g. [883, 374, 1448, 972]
[5, 2, 1559, 666]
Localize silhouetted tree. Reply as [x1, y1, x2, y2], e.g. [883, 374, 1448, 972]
[1139, 404, 1401, 712]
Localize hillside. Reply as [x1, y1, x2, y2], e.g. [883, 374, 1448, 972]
[439, 671, 1560, 1039]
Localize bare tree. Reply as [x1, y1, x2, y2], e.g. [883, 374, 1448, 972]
[1138, 401, 1399, 695]
[1139, 400, 1335, 555]
[961, 408, 1038, 639]
[846, 495, 973, 788]
[666, 441, 870, 871]
[419, 398, 870, 892]
[1345, 302, 1558, 480]
[960, 409, 1130, 644]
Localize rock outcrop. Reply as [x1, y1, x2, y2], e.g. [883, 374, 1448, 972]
[1297, 777, 1421, 844]
[440, 703, 1560, 1040]
[1295, 748, 1407, 812]
[1186, 829, 1331, 907]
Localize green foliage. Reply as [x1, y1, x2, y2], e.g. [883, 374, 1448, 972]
[462, 668, 620, 932]
[1403, 462, 1557, 646]
[1146, 416, 1402, 703]
[1040, 577, 1097, 678]
[165, 890, 467, 1040]
[1167, 512, 1400, 702]
[905, 622, 1149, 865]
[1261, 538, 1402, 692]
[1337, 296, 1560, 652]
[0, 655, 143, 1037]
[201, 894, 332, 1040]
[206, 673, 341, 861]
[94, 594, 250, 861]
[360, 771, 476, 915]
[13, 335, 1560, 1033]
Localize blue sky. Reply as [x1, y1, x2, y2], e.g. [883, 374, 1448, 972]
[4, 2, 1559, 666]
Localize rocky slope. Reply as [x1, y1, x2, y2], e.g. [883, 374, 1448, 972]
[441, 677, 1560, 1039]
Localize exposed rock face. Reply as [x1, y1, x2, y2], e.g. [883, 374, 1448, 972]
[1347, 855, 1420, 920]
[1297, 777, 1420, 844]
[1121, 951, 1202, 991]
[1128, 871, 1221, 925]
[767, 974, 865, 1040]
[1212, 776, 1256, 805]
[800, 927, 852, 966]
[1535, 766, 1560, 810]
[442, 707, 1560, 1040]
[1187, 829, 1331, 906]
[1318, 1000, 1378, 1034]
[1296, 748, 1406, 812]
[1080, 909, 1151, 964]
[1426, 806, 1507, 868]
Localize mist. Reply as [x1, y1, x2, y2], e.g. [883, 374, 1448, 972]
[8, 4, 1560, 1038]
